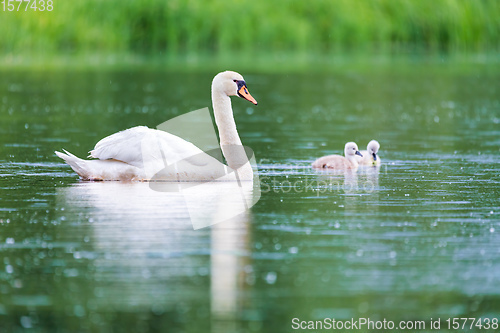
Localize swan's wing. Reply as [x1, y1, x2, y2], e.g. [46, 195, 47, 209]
[90, 126, 149, 168]
[312, 155, 348, 169]
[90, 126, 210, 169]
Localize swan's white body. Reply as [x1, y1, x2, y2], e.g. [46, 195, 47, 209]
[356, 140, 381, 166]
[55, 71, 258, 181]
[312, 142, 362, 170]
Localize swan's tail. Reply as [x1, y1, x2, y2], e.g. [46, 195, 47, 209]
[55, 149, 90, 179]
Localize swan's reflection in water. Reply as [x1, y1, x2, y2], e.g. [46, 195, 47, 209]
[210, 213, 252, 332]
[56, 181, 254, 330]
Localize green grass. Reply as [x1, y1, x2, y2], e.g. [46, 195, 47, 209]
[1, 0, 500, 69]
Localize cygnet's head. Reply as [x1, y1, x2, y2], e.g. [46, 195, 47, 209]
[212, 71, 257, 105]
[344, 142, 363, 157]
[367, 140, 380, 161]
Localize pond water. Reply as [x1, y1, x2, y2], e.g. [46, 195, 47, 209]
[0, 68, 499, 332]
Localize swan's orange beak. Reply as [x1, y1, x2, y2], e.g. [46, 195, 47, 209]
[238, 84, 258, 105]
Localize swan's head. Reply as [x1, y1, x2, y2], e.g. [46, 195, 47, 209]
[212, 71, 258, 105]
[367, 140, 380, 161]
[344, 142, 362, 157]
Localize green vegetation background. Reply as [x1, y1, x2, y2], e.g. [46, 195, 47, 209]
[1, 0, 500, 70]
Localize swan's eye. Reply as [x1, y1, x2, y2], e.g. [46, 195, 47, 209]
[233, 79, 238, 83]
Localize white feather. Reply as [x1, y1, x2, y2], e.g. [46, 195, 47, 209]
[55, 71, 256, 181]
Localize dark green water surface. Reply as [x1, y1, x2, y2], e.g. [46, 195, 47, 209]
[0, 69, 499, 332]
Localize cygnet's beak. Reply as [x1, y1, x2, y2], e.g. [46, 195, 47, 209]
[355, 151, 363, 157]
[236, 81, 258, 105]
[372, 153, 377, 161]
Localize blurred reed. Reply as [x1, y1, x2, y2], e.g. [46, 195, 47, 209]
[1, 0, 499, 67]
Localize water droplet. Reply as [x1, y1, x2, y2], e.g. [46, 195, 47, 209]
[20, 316, 32, 328]
[74, 305, 86, 317]
[151, 304, 165, 316]
[490, 228, 495, 233]
[289, 247, 298, 254]
[5, 265, 14, 274]
[389, 251, 397, 258]
[14, 279, 22, 288]
[265, 272, 277, 284]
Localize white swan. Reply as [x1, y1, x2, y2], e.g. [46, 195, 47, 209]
[55, 71, 258, 181]
[356, 140, 381, 166]
[312, 142, 362, 169]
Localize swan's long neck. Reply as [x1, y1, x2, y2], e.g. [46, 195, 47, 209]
[345, 149, 359, 167]
[346, 155, 359, 167]
[212, 91, 241, 147]
[212, 90, 253, 179]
